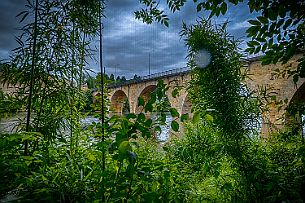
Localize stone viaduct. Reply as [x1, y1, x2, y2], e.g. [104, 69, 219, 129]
[1, 55, 304, 136]
[106, 55, 305, 136]
[106, 67, 192, 116]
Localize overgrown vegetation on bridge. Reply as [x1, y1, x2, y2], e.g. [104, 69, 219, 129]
[1, 0, 305, 202]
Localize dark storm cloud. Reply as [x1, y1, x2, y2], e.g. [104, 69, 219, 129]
[100, 1, 198, 78]
[0, 0, 27, 61]
[0, 0, 255, 78]
[101, 0, 255, 78]
[107, 0, 137, 8]
[102, 22, 187, 77]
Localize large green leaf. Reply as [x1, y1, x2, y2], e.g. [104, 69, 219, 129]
[248, 19, 260, 26]
[171, 120, 179, 132]
[118, 141, 132, 160]
[169, 107, 179, 117]
[180, 113, 189, 122]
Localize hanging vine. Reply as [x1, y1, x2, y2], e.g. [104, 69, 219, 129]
[182, 18, 263, 201]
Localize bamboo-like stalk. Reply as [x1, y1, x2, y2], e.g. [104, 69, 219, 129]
[25, 0, 39, 156]
[76, 32, 87, 150]
[70, 19, 75, 152]
[99, 1, 105, 201]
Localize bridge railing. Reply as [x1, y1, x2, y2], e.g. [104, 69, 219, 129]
[141, 67, 189, 80]
[108, 67, 190, 88]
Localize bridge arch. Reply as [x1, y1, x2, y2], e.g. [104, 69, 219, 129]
[286, 81, 305, 133]
[290, 82, 305, 104]
[135, 85, 157, 113]
[110, 90, 130, 115]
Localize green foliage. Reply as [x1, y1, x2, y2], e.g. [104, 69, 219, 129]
[182, 18, 249, 138]
[92, 72, 113, 89]
[86, 75, 96, 89]
[0, 0, 102, 144]
[244, 1, 305, 82]
[167, 121, 242, 202]
[82, 89, 94, 111]
[1, 73, 186, 202]
[133, 74, 141, 81]
[135, 0, 169, 27]
[2, 119, 304, 202]
[70, 0, 101, 35]
[110, 73, 115, 81]
[285, 101, 305, 138]
[181, 18, 254, 200]
[166, 120, 305, 202]
[178, 18, 305, 202]
[111, 75, 128, 84]
[0, 90, 24, 118]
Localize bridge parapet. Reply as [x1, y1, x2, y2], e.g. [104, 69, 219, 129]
[108, 67, 190, 88]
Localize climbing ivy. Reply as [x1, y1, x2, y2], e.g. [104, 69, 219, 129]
[182, 18, 265, 201]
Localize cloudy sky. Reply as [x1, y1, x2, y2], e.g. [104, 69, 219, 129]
[0, 0, 257, 79]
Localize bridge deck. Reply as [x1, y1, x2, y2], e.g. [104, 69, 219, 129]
[108, 67, 190, 88]
[107, 57, 255, 89]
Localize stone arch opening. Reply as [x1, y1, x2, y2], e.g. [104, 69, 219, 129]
[286, 82, 305, 135]
[136, 85, 157, 114]
[181, 93, 192, 117]
[110, 90, 130, 116]
[290, 82, 305, 104]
